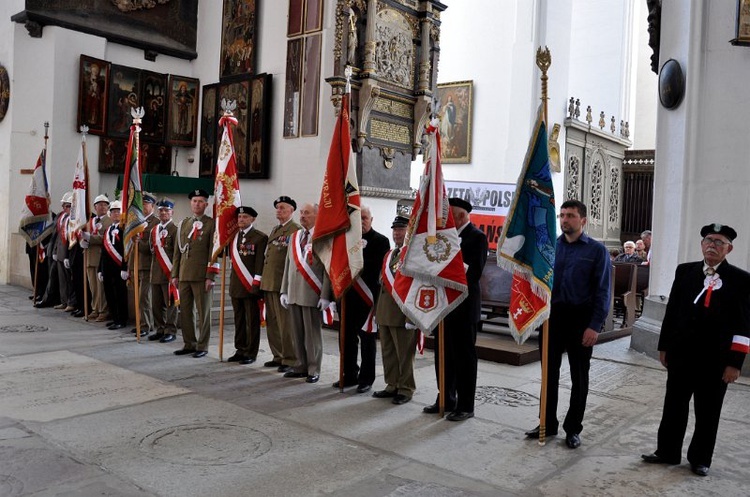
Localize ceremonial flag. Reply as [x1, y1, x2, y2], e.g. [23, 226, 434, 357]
[391, 121, 468, 332]
[496, 106, 556, 344]
[18, 149, 54, 246]
[211, 112, 242, 262]
[312, 91, 364, 299]
[67, 135, 90, 247]
[121, 121, 147, 260]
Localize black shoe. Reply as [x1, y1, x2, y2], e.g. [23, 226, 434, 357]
[34, 300, 51, 308]
[148, 333, 164, 342]
[423, 402, 457, 414]
[332, 380, 357, 389]
[356, 384, 371, 394]
[372, 389, 397, 399]
[524, 425, 558, 439]
[192, 351, 207, 358]
[108, 323, 126, 330]
[565, 433, 581, 449]
[71, 310, 84, 318]
[446, 411, 474, 421]
[392, 394, 411, 405]
[690, 464, 709, 477]
[277, 365, 291, 373]
[227, 353, 245, 362]
[641, 453, 680, 465]
[160, 334, 176, 343]
[240, 358, 255, 365]
[306, 375, 320, 383]
[284, 371, 307, 378]
[135, 329, 150, 337]
[174, 348, 196, 356]
[106, 321, 115, 327]
[264, 360, 282, 368]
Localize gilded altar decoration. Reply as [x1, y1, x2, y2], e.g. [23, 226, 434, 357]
[110, 0, 170, 12]
[374, 9, 415, 89]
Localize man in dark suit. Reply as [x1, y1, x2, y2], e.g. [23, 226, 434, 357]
[642, 223, 750, 477]
[227, 206, 268, 365]
[336, 206, 390, 393]
[423, 197, 488, 421]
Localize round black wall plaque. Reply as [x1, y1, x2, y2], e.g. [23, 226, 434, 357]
[659, 59, 685, 110]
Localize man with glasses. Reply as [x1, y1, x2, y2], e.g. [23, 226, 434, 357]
[642, 223, 750, 477]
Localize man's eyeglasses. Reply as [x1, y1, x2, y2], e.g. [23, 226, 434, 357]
[702, 237, 730, 248]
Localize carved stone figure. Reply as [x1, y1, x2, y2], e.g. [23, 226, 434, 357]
[110, 0, 170, 12]
[347, 8, 358, 65]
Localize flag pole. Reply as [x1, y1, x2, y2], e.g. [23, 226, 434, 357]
[131, 108, 145, 344]
[438, 319, 445, 416]
[80, 126, 91, 321]
[32, 122, 50, 306]
[536, 46, 552, 447]
[339, 293, 346, 393]
[219, 252, 227, 361]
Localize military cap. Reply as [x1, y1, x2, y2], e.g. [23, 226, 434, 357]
[236, 206, 258, 217]
[156, 197, 175, 209]
[188, 189, 210, 200]
[391, 215, 409, 228]
[700, 223, 737, 242]
[142, 191, 156, 203]
[109, 200, 122, 211]
[93, 194, 110, 205]
[273, 195, 297, 210]
[448, 197, 473, 213]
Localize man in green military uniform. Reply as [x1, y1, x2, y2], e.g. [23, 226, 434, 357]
[171, 189, 218, 358]
[131, 192, 158, 336]
[260, 196, 300, 372]
[79, 193, 112, 321]
[148, 197, 179, 343]
[228, 206, 268, 365]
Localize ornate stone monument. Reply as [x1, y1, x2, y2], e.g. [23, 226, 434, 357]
[328, 0, 447, 199]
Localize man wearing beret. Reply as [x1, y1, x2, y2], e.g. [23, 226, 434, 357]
[260, 196, 300, 372]
[424, 197, 488, 421]
[148, 198, 179, 343]
[80, 194, 112, 321]
[171, 189, 219, 358]
[642, 223, 750, 477]
[130, 192, 158, 336]
[228, 206, 268, 364]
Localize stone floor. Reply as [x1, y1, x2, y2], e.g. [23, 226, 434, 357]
[1, 284, 750, 496]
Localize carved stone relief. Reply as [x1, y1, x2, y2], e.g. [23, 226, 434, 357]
[566, 155, 580, 201]
[374, 9, 416, 89]
[110, 0, 170, 12]
[609, 165, 620, 226]
[589, 152, 604, 227]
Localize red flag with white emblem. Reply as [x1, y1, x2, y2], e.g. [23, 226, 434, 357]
[211, 109, 242, 262]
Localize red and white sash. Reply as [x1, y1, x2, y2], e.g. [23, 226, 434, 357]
[291, 229, 322, 296]
[353, 276, 376, 333]
[230, 230, 261, 292]
[151, 223, 173, 277]
[103, 226, 122, 265]
[381, 249, 398, 295]
[57, 213, 69, 243]
[89, 217, 101, 235]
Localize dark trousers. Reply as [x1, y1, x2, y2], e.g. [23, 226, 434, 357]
[70, 248, 89, 312]
[28, 249, 48, 301]
[341, 297, 377, 386]
[232, 296, 261, 359]
[656, 359, 728, 467]
[433, 315, 479, 412]
[103, 270, 128, 325]
[543, 303, 594, 435]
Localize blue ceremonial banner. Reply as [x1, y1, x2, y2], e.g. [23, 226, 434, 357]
[19, 149, 55, 246]
[496, 106, 556, 344]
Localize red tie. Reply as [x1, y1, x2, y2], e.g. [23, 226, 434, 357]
[300, 230, 309, 249]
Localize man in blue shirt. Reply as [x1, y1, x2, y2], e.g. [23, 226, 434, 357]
[525, 199, 611, 448]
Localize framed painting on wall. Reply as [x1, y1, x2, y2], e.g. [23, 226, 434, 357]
[140, 70, 168, 143]
[141, 143, 172, 175]
[77, 55, 109, 136]
[436, 80, 474, 164]
[166, 75, 199, 147]
[219, 0, 258, 80]
[107, 64, 141, 139]
[301, 33, 321, 137]
[283, 38, 303, 138]
[218, 78, 251, 177]
[99, 137, 128, 174]
[247, 73, 272, 179]
[305, 0, 323, 33]
[199, 83, 220, 178]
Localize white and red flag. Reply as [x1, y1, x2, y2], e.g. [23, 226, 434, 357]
[211, 105, 242, 262]
[18, 148, 54, 246]
[312, 89, 363, 299]
[391, 121, 468, 332]
[67, 133, 91, 247]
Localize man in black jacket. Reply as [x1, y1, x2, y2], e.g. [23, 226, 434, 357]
[423, 197, 488, 421]
[642, 223, 750, 477]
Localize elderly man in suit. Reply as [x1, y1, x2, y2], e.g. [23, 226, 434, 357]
[423, 197, 488, 421]
[372, 215, 418, 405]
[148, 198, 179, 343]
[280, 203, 332, 384]
[260, 196, 301, 372]
[642, 223, 750, 477]
[79, 194, 113, 321]
[171, 189, 218, 358]
[227, 206, 268, 365]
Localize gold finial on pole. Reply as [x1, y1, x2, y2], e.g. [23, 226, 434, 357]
[536, 46, 552, 125]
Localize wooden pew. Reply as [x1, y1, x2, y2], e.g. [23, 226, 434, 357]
[612, 262, 638, 329]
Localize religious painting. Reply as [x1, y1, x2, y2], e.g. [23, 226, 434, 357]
[107, 64, 141, 139]
[166, 75, 199, 147]
[98, 137, 128, 174]
[218, 78, 251, 177]
[305, 0, 323, 33]
[301, 34, 322, 137]
[436, 80, 473, 164]
[140, 70, 167, 143]
[141, 143, 172, 175]
[736, 0, 750, 42]
[220, 0, 258, 80]
[288, 0, 304, 36]
[77, 55, 109, 135]
[283, 38, 303, 138]
[247, 73, 272, 179]
[199, 83, 220, 178]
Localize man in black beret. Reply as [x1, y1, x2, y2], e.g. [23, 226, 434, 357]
[642, 223, 750, 477]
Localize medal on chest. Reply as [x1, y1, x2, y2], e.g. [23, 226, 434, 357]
[188, 220, 203, 241]
[694, 273, 722, 307]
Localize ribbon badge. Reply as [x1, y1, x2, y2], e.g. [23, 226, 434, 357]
[694, 273, 722, 307]
[304, 241, 313, 264]
[188, 220, 203, 240]
[160, 228, 168, 239]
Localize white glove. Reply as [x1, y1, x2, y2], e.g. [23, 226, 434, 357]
[405, 322, 417, 330]
[120, 271, 129, 281]
[81, 231, 91, 241]
[317, 298, 330, 311]
[52, 254, 58, 262]
[80, 239, 89, 249]
[280, 293, 289, 309]
[97, 272, 104, 282]
[63, 258, 70, 269]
